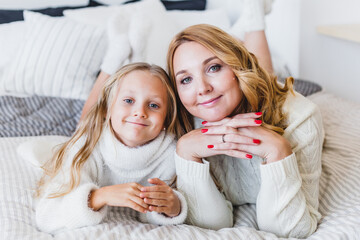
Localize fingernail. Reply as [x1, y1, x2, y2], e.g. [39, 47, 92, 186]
[207, 145, 214, 148]
[202, 121, 208, 125]
[141, 188, 145, 191]
[253, 139, 261, 144]
[254, 120, 262, 124]
[246, 154, 253, 159]
[255, 112, 262, 115]
[201, 129, 208, 133]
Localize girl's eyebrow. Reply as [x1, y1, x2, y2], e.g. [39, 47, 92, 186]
[175, 56, 219, 77]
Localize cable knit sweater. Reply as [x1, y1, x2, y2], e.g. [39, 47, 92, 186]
[175, 92, 324, 238]
[36, 128, 187, 233]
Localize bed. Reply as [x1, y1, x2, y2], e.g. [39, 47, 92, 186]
[1, 0, 360, 239]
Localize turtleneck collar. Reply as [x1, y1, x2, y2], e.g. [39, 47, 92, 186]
[98, 127, 175, 178]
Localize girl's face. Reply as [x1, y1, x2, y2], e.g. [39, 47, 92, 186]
[173, 41, 243, 122]
[110, 70, 168, 147]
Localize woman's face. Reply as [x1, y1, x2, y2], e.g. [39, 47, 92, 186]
[173, 41, 243, 122]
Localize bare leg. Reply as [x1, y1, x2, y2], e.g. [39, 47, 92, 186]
[243, 30, 273, 74]
[80, 71, 111, 122]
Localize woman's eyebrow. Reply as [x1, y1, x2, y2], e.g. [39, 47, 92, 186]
[175, 56, 219, 77]
[203, 56, 218, 65]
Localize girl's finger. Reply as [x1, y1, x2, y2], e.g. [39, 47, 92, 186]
[141, 185, 169, 192]
[148, 206, 167, 214]
[130, 196, 149, 209]
[140, 192, 168, 199]
[147, 178, 167, 186]
[144, 198, 167, 206]
[128, 202, 148, 213]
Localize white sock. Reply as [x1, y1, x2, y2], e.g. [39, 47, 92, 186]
[230, 0, 273, 39]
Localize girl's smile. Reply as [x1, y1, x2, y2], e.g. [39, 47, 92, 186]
[110, 70, 168, 147]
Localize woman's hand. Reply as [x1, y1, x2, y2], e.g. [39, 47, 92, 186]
[89, 183, 149, 213]
[140, 178, 181, 217]
[203, 113, 293, 163]
[176, 112, 263, 163]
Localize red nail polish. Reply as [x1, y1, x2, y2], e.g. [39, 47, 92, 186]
[202, 121, 208, 125]
[246, 154, 253, 159]
[207, 145, 214, 148]
[255, 120, 262, 124]
[201, 129, 208, 133]
[255, 112, 262, 115]
[253, 139, 261, 144]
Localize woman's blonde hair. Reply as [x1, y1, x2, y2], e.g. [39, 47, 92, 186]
[37, 62, 180, 198]
[167, 24, 294, 136]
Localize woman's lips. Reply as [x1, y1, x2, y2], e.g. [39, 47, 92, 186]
[199, 95, 222, 106]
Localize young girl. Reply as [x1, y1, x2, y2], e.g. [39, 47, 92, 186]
[35, 63, 187, 233]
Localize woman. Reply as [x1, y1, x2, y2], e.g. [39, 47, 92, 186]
[167, 24, 323, 238]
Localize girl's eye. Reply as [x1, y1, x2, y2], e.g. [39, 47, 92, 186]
[149, 103, 159, 109]
[209, 64, 221, 72]
[124, 99, 133, 104]
[180, 77, 192, 85]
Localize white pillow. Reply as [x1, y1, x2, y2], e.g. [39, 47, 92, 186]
[1, 11, 107, 100]
[167, 9, 231, 32]
[0, 21, 26, 81]
[63, 0, 163, 28]
[0, 0, 88, 9]
[92, 0, 128, 5]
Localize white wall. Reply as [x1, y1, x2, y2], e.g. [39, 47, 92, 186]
[266, 0, 360, 103]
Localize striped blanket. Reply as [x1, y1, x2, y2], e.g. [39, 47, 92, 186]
[1, 91, 359, 239]
[0, 95, 83, 137]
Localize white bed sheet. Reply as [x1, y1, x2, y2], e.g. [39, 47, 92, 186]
[1, 91, 360, 240]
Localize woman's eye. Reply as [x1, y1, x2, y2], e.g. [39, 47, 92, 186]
[209, 64, 221, 72]
[149, 103, 159, 109]
[124, 99, 133, 104]
[180, 77, 192, 85]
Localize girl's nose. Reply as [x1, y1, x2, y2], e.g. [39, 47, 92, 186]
[133, 105, 147, 118]
[198, 76, 213, 95]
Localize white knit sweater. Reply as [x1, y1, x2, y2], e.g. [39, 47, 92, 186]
[36, 128, 187, 233]
[175, 92, 324, 238]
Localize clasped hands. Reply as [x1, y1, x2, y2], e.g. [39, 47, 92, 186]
[176, 112, 293, 164]
[89, 178, 181, 217]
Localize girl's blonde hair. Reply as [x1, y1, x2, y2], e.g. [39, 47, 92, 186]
[167, 24, 294, 136]
[37, 62, 180, 198]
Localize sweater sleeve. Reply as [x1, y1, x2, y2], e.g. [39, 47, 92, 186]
[35, 150, 107, 233]
[175, 152, 233, 230]
[256, 104, 324, 238]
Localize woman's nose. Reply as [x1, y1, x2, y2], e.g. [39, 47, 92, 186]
[197, 76, 213, 95]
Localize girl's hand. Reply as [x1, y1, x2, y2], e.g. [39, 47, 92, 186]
[176, 112, 262, 162]
[89, 182, 149, 213]
[140, 178, 181, 217]
[203, 113, 293, 163]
